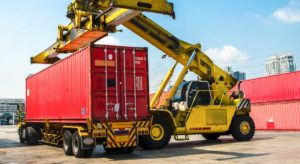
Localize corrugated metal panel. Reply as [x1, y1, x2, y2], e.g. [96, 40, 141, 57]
[251, 101, 300, 130]
[26, 46, 91, 123]
[26, 45, 149, 123]
[239, 71, 300, 103]
[91, 45, 149, 121]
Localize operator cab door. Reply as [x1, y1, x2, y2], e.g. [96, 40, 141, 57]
[172, 81, 212, 113]
[186, 81, 212, 107]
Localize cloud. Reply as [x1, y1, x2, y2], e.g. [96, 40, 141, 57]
[205, 45, 249, 66]
[95, 36, 121, 45]
[273, 1, 300, 24]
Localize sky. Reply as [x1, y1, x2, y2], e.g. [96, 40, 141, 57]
[0, 0, 300, 98]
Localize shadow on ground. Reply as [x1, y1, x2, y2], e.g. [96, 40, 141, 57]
[90, 136, 272, 161]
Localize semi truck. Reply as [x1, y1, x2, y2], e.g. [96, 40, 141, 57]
[19, 0, 255, 158]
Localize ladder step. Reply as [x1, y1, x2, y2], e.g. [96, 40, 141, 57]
[174, 134, 189, 141]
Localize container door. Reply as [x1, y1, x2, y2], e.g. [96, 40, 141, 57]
[92, 46, 121, 121]
[120, 48, 149, 121]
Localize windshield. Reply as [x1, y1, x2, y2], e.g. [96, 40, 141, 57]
[172, 81, 189, 102]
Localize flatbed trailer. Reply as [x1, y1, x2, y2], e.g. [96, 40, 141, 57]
[18, 44, 151, 158]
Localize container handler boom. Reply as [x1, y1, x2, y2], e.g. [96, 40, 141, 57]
[28, 0, 255, 151]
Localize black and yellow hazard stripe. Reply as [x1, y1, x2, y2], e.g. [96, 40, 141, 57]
[125, 126, 137, 147]
[102, 123, 121, 148]
[93, 121, 150, 148]
[135, 121, 151, 128]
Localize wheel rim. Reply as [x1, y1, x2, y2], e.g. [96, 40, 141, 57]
[150, 124, 164, 141]
[240, 121, 251, 135]
[63, 134, 68, 150]
[73, 135, 79, 154]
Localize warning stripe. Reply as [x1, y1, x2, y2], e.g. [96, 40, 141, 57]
[126, 128, 137, 147]
[128, 135, 136, 147]
[135, 121, 150, 128]
[238, 99, 250, 110]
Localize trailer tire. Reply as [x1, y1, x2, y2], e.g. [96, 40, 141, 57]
[72, 131, 87, 158]
[18, 128, 25, 144]
[138, 115, 171, 150]
[25, 127, 38, 146]
[231, 115, 255, 141]
[63, 130, 73, 156]
[202, 134, 220, 140]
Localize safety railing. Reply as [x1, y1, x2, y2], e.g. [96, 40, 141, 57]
[184, 89, 243, 125]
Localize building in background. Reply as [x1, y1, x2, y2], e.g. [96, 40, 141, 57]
[224, 66, 246, 81]
[0, 99, 25, 125]
[266, 53, 296, 76]
[231, 71, 246, 81]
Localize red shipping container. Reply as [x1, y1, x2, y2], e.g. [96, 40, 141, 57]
[239, 71, 300, 103]
[251, 100, 300, 130]
[26, 44, 149, 123]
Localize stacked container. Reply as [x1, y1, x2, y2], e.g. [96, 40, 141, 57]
[240, 71, 300, 130]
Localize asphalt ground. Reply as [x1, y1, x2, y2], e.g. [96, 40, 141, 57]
[0, 125, 300, 164]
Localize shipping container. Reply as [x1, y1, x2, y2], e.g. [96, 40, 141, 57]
[239, 71, 300, 103]
[251, 100, 300, 130]
[26, 44, 150, 123]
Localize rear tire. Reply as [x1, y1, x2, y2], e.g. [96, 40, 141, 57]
[18, 127, 25, 144]
[72, 131, 94, 158]
[138, 115, 171, 150]
[202, 134, 220, 140]
[24, 127, 38, 146]
[231, 115, 255, 141]
[63, 130, 73, 156]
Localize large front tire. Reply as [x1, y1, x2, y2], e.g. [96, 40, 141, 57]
[138, 115, 171, 150]
[231, 115, 255, 141]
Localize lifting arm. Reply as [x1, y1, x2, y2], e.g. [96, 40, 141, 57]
[31, 0, 237, 106]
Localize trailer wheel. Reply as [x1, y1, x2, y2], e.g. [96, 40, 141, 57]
[18, 128, 25, 144]
[202, 134, 220, 140]
[63, 130, 73, 156]
[231, 115, 255, 141]
[138, 115, 171, 150]
[71, 132, 82, 157]
[24, 127, 39, 146]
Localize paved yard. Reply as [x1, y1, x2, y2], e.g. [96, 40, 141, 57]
[0, 126, 300, 164]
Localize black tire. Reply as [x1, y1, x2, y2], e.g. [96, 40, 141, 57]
[202, 134, 220, 140]
[138, 115, 172, 150]
[72, 131, 94, 158]
[63, 130, 73, 156]
[24, 127, 39, 146]
[231, 115, 255, 141]
[18, 128, 25, 144]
